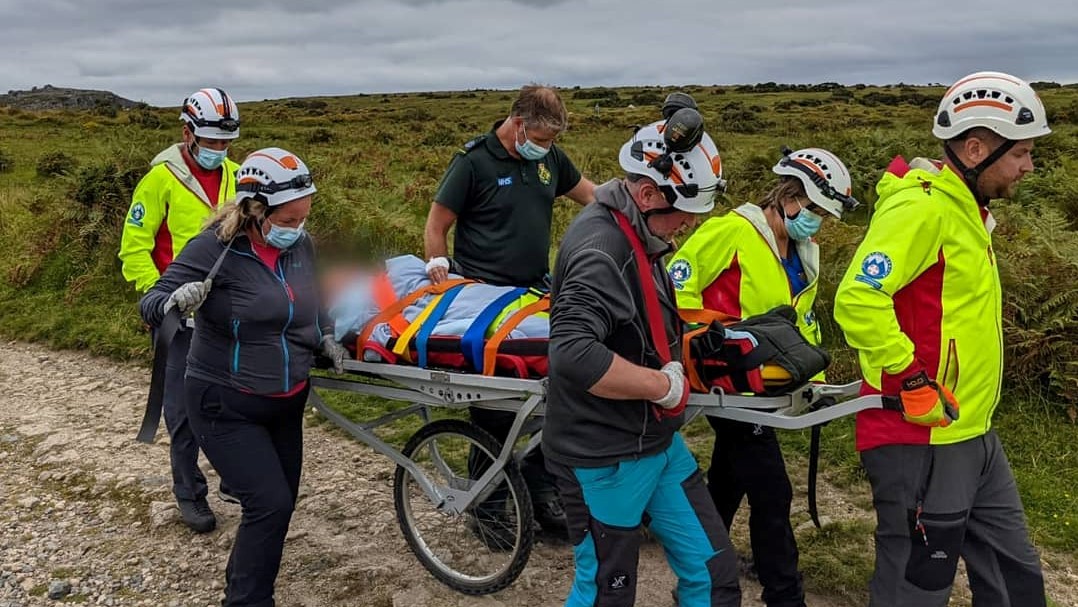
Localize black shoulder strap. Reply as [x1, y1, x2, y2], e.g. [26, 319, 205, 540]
[136, 237, 234, 444]
[808, 424, 822, 528]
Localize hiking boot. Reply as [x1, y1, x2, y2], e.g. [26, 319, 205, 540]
[467, 511, 517, 552]
[533, 497, 569, 542]
[217, 485, 241, 505]
[177, 498, 216, 534]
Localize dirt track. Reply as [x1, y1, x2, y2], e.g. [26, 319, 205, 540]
[0, 340, 1074, 606]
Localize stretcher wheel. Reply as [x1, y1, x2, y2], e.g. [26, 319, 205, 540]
[393, 419, 535, 595]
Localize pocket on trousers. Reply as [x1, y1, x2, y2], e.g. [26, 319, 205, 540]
[574, 463, 621, 487]
[590, 517, 642, 606]
[904, 509, 967, 591]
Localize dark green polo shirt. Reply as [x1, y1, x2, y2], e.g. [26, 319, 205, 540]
[434, 120, 582, 287]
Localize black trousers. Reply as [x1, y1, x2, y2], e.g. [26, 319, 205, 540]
[708, 417, 805, 607]
[186, 376, 308, 607]
[162, 328, 208, 502]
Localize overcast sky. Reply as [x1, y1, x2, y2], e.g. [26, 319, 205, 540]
[3, 0, 1077, 106]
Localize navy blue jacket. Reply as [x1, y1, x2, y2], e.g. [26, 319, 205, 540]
[141, 227, 331, 395]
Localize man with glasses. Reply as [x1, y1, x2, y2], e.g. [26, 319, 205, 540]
[423, 84, 595, 541]
[120, 87, 242, 533]
[668, 147, 858, 607]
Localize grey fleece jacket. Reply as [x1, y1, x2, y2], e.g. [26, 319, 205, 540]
[542, 179, 685, 468]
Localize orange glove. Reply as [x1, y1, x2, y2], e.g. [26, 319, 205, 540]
[898, 370, 960, 428]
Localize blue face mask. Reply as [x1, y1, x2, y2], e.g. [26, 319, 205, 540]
[515, 124, 550, 161]
[263, 220, 305, 249]
[194, 146, 228, 170]
[784, 205, 823, 241]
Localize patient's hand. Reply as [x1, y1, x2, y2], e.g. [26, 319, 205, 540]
[426, 257, 450, 284]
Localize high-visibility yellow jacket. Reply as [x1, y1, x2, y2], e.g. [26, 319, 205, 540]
[118, 144, 239, 293]
[667, 203, 823, 345]
[834, 157, 1003, 451]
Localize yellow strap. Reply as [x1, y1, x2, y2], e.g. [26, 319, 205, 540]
[355, 278, 472, 355]
[392, 292, 447, 361]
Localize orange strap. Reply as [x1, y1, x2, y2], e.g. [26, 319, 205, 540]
[482, 296, 550, 376]
[678, 308, 739, 393]
[355, 278, 472, 354]
[371, 273, 409, 337]
[680, 324, 712, 392]
[679, 308, 740, 327]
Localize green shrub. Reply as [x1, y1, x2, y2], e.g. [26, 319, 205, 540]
[126, 108, 164, 129]
[0, 148, 13, 173]
[306, 127, 335, 144]
[36, 151, 78, 177]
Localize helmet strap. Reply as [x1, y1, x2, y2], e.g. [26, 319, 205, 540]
[945, 138, 1016, 206]
[642, 205, 679, 220]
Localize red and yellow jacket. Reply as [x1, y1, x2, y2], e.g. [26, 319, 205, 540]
[835, 157, 1003, 451]
[118, 144, 239, 293]
[667, 203, 823, 346]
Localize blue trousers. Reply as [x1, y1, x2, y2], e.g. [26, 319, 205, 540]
[549, 433, 742, 607]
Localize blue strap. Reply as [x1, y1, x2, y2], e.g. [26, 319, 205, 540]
[415, 285, 467, 368]
[462, 287, 527, 371]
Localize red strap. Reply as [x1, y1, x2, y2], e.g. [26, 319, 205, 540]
[611, 210, 671, 364]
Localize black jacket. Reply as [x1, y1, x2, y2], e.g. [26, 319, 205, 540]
[141, 228, 331, 395]
[542, 179, 685, 468]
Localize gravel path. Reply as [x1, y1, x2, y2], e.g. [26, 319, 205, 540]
[0, 340, 1073, 606]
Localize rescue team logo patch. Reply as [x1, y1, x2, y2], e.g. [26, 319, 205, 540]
[669, 259, 692, 289]
[537, 162, 552, 185]
[127, 202, 145, 227]
[855, 251, 892, 290]
[497, 176, 513, 187]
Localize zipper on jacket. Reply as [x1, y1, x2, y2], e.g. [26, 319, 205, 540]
[276, 256, 296, 393]
[231, 319, 241, 373]
[987, 314, 1004, 433]
[941, 338, 960, 393]
[232, 247, 298, 392]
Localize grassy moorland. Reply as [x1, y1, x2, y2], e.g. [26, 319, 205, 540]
[0, 83, 1075, 603]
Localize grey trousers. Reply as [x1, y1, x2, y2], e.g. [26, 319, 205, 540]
[861, 431, 1045, 607]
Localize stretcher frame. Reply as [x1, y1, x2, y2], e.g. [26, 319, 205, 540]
[307, 359, 881, 595]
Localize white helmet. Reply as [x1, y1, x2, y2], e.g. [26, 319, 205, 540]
[772, 147, 858, 218]
[234, 148, 317, 208]
[619, 109, 725, 214]
[933, 71, 1050, 141]
[180, 88, 241, 140]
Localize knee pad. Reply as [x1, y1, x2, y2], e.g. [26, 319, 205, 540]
[581, 518, 642, 606]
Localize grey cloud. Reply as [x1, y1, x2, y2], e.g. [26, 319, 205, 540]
[1, 0, 1076, 106]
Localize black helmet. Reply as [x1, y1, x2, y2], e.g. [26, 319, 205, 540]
[661, 92, 698, 121]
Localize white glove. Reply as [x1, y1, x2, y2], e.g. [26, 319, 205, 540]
[654, 361, 689, 410]
[426, 256, 450, 284]
[320, 336, 347, 374]
[163, 280, 212, 315]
